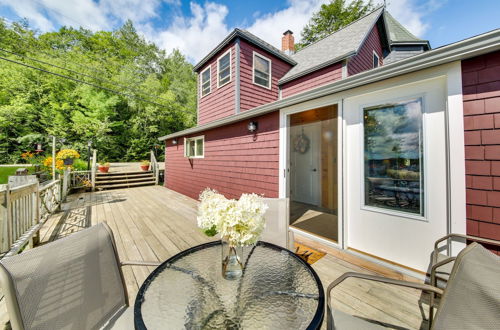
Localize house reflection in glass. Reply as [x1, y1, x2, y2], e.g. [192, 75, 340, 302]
[363, 98, 424, 216]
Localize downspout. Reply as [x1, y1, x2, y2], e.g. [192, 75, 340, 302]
[235, 38, 241, 114]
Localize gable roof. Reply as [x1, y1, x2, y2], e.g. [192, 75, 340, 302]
[193, 28, 296, 72]
[384, 12, 430, 49]
[159, 28, 500, 142]
[278, 6, 385, 84]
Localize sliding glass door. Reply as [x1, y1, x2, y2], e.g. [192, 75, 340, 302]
[288, 105, 339, 243]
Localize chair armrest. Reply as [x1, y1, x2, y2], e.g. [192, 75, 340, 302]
[121, 260, 161, 267]
[327, 272, 443, 296]
[430, 256, 456, 286]
[433, 234, 500, 264]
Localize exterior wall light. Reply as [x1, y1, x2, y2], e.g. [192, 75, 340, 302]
[247, 121, 258, 133]
[172, 138, 178, 145]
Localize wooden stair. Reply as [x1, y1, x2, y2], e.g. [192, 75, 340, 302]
[95, 171, 156, 190]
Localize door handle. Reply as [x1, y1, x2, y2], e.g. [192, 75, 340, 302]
[312, 168, 317, 172]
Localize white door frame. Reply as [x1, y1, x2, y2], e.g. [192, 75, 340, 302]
[278, 61, 466, 270]
[279, 97, 344, 249]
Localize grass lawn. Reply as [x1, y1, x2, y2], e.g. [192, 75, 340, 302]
[0, 167, 33, 184]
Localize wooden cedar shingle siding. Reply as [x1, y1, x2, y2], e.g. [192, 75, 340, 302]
[463, 50, 500, 254]
[198, 43, 236, 125]
[348, 25, 383, 76]
[280, 62, 343, 98]
[239, 40, 292, 111]
[165, 111, 280, 200]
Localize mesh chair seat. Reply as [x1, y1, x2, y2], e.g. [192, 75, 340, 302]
[432, 242, 500, 330]
[0, 223, 129, 330]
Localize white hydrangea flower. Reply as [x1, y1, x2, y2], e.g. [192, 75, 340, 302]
[197, 189, 268, 246]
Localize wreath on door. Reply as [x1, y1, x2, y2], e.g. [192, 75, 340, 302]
[293, 129, 310, 154]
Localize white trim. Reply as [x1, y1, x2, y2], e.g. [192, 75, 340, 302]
[445, 61, 467, 255]
[184, 135, 205, 159]
[200, 66, 211, 98]
[217, 48, 232, 88]
[359, 95, 427, 221]
[372, 50, 380, 68]
[279, 99, 344, 248]
[252, 51, 272, 89]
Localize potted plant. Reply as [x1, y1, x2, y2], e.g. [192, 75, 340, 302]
[140, 160, 150, 171]
[98, 162, 110, 173]
[56, 149, 80, 166]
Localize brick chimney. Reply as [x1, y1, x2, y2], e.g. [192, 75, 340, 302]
[282, 30, 295, 55]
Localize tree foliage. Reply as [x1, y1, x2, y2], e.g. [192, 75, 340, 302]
[297, 0, 374, 50]
[0, 19, 196, 163]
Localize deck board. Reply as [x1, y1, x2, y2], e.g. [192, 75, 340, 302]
[1, 185, 429, 329]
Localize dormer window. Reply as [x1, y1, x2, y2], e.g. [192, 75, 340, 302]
[373, 51, 380, 68]
[201, 66, 211, 97]
[217, 49, 231, 87]
[253, 52, 271, 89]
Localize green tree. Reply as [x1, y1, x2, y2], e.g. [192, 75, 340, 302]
[0, 18, 197, 163]
[297, 0, 374, 50]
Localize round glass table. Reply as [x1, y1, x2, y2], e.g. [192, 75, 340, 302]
[134, 241, 324, 329]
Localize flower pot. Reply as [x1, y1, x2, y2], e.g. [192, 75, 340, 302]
[140, 165, 150, 171]
[98, 166, 109, 173]
[63, 158, 74, 165]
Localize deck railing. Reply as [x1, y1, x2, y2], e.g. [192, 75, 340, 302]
[0, 179, 62, 256]
[150, 150, 159, 185]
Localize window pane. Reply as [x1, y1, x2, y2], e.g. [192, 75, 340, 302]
[254, 76, 269, 87]
[373, 54, 379, 68]
[201, 68, 211, 96]
[218, 53, 231, 85]
[189, 140, 195, 156]
[364, 99, 424, 215]
[254, 55, 269, 73]
[196, 139, 204, 156]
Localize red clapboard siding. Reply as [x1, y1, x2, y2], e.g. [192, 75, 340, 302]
[462, 50, 500, 254]
[281, 62, 343, 98]
[165, 111, 280, 200]
[198, 43, 236, 125]
[348, 25, 383, 76]
[239, 40, 292, 111]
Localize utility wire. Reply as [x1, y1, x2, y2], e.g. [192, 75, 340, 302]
[0, 55, 172, 109]
[0, 46, 174, 106]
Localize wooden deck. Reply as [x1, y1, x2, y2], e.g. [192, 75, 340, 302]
[5, 186, 430, 329]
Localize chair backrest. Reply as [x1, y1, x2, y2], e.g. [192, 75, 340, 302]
[260, 198, 291, 249]
[433, 242, 500, 330]
[0, 223, 127, 330]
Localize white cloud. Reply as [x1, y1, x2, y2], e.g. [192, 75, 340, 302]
[153, 2, 230, 63]
[246, 0, 327, 48]
[386, 0, 445, 38]
[0, 0, 439, 62]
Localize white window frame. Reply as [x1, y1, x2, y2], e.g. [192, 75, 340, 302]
[184, 135, 205, 159]
[373, 51, 380, 68]
[252, 51, 272, 89]
[360, 95, 427, 221]
[217, 49, 232, 88]
[200, 66, 211, 98]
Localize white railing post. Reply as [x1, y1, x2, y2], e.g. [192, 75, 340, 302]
[91, 149, 97, 191]
[62, 169, 70, 201]
[0, 186, 9, 253]
[151, 150, 159, 185]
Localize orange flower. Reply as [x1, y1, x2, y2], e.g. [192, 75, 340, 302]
[21, 151, 34, 160]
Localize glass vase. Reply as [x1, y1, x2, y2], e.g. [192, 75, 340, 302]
[221, 238, 244, 280]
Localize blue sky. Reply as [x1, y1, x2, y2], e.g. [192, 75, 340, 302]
[0, 0, 499, 63]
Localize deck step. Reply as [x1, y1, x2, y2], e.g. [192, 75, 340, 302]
[95, 177, 155, 185]
[95, 180, 156, 190]
[96, 173, 153, 181]
[95, 170, 156, 190]
[97, 171, 152, 177]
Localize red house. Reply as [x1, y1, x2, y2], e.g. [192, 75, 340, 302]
[159, 6, 500, 275]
